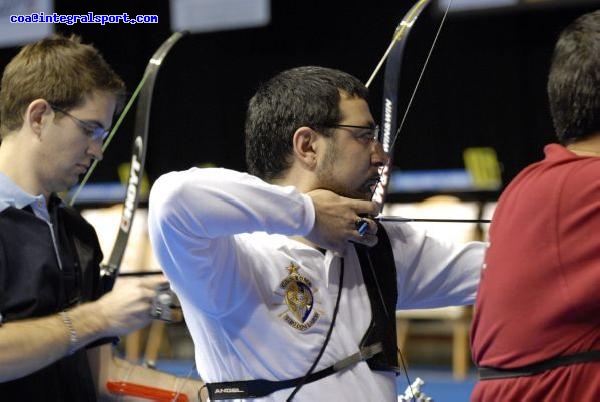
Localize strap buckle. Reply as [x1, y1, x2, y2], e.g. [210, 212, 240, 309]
[333, 342, 383, 372]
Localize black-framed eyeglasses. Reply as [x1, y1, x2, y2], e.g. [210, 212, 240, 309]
[50, 105, 109, 142]
[326, 124, 381, 144]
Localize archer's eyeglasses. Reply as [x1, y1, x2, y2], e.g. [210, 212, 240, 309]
[327, 124, 381, 144]
[50, 105, 109, 142]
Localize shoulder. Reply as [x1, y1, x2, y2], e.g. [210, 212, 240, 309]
[379, 220, 419, 241]
[0, 201, 9, 214]
[60, 205, 100, 243]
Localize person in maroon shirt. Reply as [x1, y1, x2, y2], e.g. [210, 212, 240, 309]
[470, 10, 600, 402]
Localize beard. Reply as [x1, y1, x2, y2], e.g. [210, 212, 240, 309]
[315, 143, 372, 200]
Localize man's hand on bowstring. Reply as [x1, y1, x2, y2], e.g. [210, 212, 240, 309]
[306, 189, 379, 254]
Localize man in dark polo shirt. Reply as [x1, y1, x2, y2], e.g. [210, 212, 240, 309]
[0, 35, 202, 401]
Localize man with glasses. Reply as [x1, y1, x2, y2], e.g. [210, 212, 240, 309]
[149, 66, 485, 401]
[0, 35, 202, 401]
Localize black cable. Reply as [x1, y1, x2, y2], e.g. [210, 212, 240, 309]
[285, 259, 345, 401]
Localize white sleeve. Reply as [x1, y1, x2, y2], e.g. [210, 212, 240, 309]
[384, 222, 485, 309]
[149, 167, 314, 240]
[147, 168, 315, 307]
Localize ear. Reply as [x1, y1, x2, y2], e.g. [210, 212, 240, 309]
[25, 99, 52, 136]
[292, 126, 320, 169]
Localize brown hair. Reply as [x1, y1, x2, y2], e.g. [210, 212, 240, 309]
[0, 34, 125, 138]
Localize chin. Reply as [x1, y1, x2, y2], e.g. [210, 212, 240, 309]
[64, 176, 80, 191]
[358, 185, 374, 200]
[325, 182, 369, 200]
[347, 190, 371, 200]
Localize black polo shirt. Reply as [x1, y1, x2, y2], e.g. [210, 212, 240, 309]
[0, 194, 105, 401]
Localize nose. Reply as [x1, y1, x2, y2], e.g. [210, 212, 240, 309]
[371, 141, 390, 167]
[87, 138, 103, 161]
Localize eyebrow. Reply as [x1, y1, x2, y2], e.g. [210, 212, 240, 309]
[352, 120, 376, 127]
[340, 122, 377, 129]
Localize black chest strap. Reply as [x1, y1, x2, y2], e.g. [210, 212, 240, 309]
[205, 343, 383, 400]
[354, 222, 400, 372]
[205, 223, 399, 399]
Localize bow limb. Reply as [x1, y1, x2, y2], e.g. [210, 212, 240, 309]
[101, 31, 187, 290]
[367, 0, 433, 210]
[69, 33, 186, 206]
[67, 32, 187, 291]
[367, 0, 453, 211]
[365, 0, 433, 90]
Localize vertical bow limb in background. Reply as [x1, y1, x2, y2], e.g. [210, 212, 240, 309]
[368, 0, 434, 211]
[69, 31, 188, 292]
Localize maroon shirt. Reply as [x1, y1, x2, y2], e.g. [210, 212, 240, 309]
[471, 144, 600, 401]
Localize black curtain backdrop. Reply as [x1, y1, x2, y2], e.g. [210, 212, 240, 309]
[1, 1, 599, 194]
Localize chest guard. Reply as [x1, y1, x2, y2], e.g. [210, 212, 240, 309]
[354, 222, 399, 372]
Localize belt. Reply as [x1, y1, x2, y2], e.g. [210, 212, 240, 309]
[478, 349, 600, 380]
[206, 343, 383, 400]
